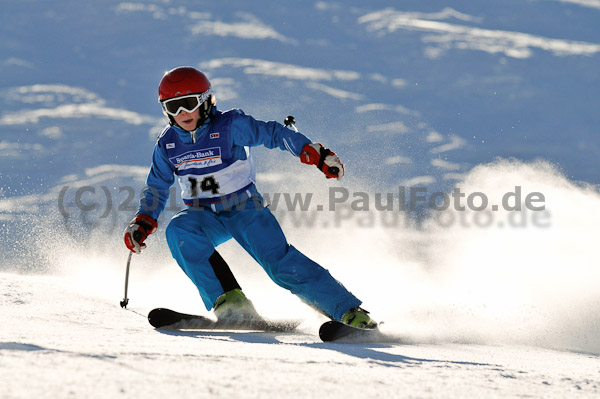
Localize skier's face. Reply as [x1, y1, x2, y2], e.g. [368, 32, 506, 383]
[173, 108, 200, 131]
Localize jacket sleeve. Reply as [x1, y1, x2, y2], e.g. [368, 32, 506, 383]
[137, 143, 175, 221]
[229, 111, 312, 157]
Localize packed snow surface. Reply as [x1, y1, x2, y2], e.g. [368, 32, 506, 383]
[1, 272, 599, 399]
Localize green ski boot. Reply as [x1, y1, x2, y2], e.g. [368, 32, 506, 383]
[213, 289, 262, 324]
[341, 307, 377, 329]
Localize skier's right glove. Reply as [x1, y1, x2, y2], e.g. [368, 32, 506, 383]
[124, 214, 158, 254]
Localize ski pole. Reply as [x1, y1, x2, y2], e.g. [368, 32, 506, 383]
[284, 115, 340, 176]
[120, 251, 132, 308]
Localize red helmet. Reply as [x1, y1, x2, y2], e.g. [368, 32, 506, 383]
[158, 66, 211, 101]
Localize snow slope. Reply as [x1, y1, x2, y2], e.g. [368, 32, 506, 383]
[2, 272, 599, 398]
[1, 1, 600, 397]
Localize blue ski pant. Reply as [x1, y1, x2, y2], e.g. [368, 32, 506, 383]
[165, 204, 361, 321]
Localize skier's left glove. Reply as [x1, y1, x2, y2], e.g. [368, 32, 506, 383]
[300, 143, 345, 180]
[124, 214, 158, 254]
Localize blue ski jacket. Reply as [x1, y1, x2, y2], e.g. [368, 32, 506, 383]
[137, 107, 312, 220]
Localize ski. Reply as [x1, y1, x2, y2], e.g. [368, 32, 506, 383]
[148, 308, 301, 332]
[318, 320, 380, 342]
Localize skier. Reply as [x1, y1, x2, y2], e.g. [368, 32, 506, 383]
[123, 66, 376, 329]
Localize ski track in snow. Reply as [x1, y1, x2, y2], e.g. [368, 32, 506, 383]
[359, 7, 600, 59]
[1, 272, 599, 399]
[0, 84, 161, 127]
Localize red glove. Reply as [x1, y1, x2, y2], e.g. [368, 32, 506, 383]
[300, 143, 345, 180]
[124, 214, 158, 254]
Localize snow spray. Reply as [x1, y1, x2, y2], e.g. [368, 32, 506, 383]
[9, 158, 600, 354]
[293, 158, 600, 354]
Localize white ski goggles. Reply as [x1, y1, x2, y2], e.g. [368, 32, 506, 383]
[160, 90, 212, 116]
